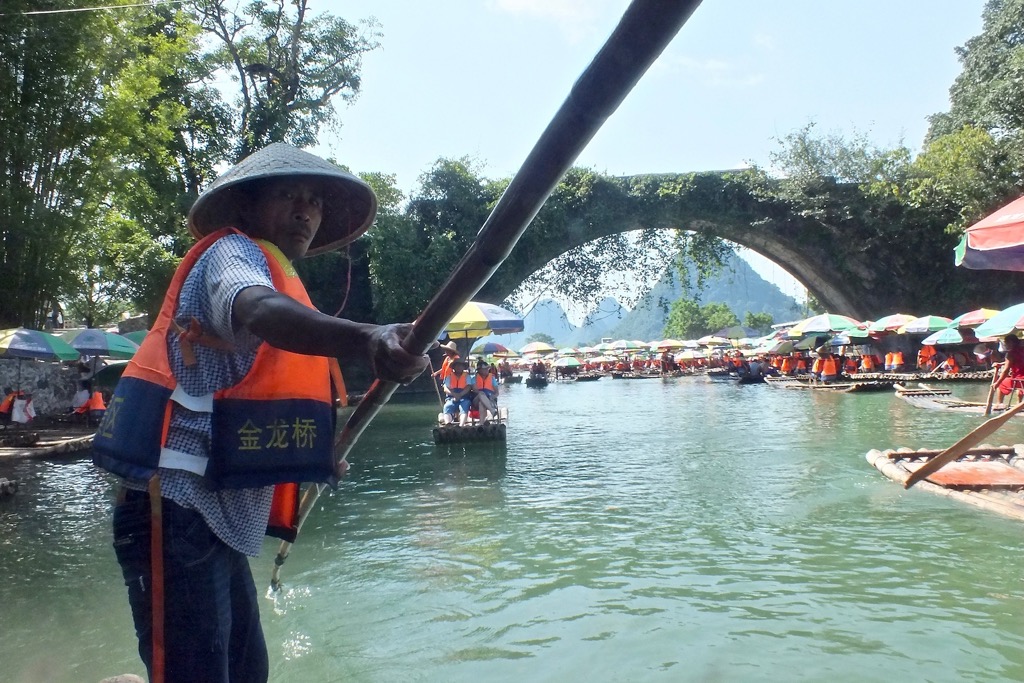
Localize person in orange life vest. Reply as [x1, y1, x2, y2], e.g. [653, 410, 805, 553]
[498, 359, 514, 380]
[859, 353, 874, 372]
[0, 387, 26, 424]
[795, 354, 808, 374]
[884, 351, 895, 372]
[780, 355, 794, 375]
[443, 359, 472, 425]
[918, 344, 937, 371]
[937, 354, 960, 375]
[93, 144, 430, 683]
[471, 360, 499, 422]
[993, 334, 1024, 407]
[818, 351, 839, 382]
[891, 350, 905, 372]
[432, 340, 460, 383]
[843, 355, 858, 374]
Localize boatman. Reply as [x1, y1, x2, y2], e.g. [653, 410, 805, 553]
[993, 334, 1024, 408]
[443, 358, 473, 425]
[92, 143, 430, 683]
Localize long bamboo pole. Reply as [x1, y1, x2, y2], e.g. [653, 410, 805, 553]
[270, 0, 704, 590]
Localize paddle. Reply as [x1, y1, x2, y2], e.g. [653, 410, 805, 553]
[903, 397, 1024, 488]
[269, 0, 704, 590]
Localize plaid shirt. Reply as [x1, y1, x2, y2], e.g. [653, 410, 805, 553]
[129, 233, 278, 556]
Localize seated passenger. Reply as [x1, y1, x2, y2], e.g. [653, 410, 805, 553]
[443, 359, 472, 426]
[472, 361, 499, 423]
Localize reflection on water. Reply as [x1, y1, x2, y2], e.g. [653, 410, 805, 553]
[2, 378, 1024, 682]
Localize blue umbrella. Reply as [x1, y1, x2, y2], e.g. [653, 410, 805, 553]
[470, 341, 511, 355]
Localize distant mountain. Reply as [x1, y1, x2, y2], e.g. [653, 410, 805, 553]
[470, 253, 803, 352]
[606, 253, 803, 340]
[488, 298, 577, 350]
[564, 297, 627, 346]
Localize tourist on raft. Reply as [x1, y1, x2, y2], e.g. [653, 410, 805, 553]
[443, 358, 473, 425]
[992, 334, 1024, 408]
[471, 359, 500, 423]
[91, 143, 430, 683]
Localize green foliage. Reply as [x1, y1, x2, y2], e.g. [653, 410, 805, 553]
[366, 158, 502, 322]
[744, 311, 774, 334]
[526, 332, 556, 346]
[663, 298, 703, 339]
[702, 303, 739, 333]
[929, 0, 1024, 143]
[917, 0, 1024, 233]
[906, 125, 1019, 232]
[193, 0, 380, 158]
[663, 299, 738, 339]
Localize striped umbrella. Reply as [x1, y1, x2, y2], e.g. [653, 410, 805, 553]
[0, 328, 80, 361]
[897, 315, 953, 334]
[446, 301, 524, 339]
[974, 304, 1024, 338]
[60, 328, 139, 359]
[949, 308, 999, 328]
[867, 313, 917, 333]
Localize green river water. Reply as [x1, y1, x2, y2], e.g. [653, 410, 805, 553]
[1, 377, 1023, 682]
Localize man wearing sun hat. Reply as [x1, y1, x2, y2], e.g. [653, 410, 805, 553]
[432, 339, 461, 384]
[93, 143, 429, 683]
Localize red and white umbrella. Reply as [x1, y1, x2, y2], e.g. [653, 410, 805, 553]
[955, 195, 1024, 271]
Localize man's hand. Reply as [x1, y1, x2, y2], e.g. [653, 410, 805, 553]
[367, 323, 431, 384]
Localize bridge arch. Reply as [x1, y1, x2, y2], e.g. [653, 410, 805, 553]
[475, 170, 1024, 320]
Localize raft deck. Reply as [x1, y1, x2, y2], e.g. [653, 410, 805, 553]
[866, 445, 1024, 521]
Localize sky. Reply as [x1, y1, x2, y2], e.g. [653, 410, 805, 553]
[313, 0, 988, 312]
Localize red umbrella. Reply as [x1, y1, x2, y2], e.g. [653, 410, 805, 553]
[955, 195, 1024, 271]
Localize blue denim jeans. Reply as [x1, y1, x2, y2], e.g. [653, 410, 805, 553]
[113, 489, 269, 683]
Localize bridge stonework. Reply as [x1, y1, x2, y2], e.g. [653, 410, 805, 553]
[476, 171, 1024, 320]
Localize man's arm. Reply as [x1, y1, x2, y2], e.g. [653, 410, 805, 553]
[234, 285, 426, 384]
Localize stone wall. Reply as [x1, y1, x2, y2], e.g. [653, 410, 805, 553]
[0, 359, 79, 416]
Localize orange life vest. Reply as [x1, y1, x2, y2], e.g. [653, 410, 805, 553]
[821, 356, 838, 377]
[861, 355, 874, 371]
[93, 229, 340, 541]
[811, 358, 823, 374]
[893, 351, 904, 366]
[885, 352, 894, 367]
[447, 372, 468, 391]
[475, 373, 495, 392]
[780, 357, 794, 373]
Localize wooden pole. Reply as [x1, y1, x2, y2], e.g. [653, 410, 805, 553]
[270, 0, 704, 589]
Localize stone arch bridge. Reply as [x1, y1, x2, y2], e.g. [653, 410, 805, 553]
[475, 170, 1024, 321]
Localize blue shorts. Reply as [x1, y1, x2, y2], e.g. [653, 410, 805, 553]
[444, 397, 470, 415]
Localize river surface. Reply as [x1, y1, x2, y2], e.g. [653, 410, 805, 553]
[2, 377, 1023, 682]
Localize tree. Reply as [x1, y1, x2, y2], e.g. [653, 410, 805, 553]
[928, 0, 1024, 144]
[526, 332, 556, 346]
[663, 298, 703, 339]
[702, 303, 739, 333]
[191, 0, 380, 158]
[0, 1, 199, 327]
[744, 311, 774, 334]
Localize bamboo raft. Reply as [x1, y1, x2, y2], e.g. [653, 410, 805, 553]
[433, 408, 509, 444]
[0, 429, 94, 460]
[763, 376, 895, 393]
[866, 445, 1024, 521]
[893, 383, 1021, 416]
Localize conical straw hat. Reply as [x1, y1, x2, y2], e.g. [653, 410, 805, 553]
[187, 143, 377, 256]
